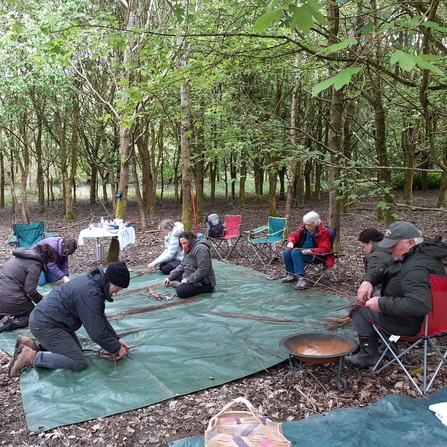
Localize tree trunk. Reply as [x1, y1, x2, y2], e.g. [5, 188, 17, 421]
[327, 2, 342, 246]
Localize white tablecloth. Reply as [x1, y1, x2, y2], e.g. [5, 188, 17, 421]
[78, 226, 136, 250]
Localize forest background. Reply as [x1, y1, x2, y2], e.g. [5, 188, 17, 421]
[1, 0, 447, 241]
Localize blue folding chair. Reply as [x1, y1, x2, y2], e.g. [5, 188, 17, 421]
[247, 217, 287, 266]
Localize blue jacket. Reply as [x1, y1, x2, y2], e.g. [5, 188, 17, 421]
[30, 266, 121, 354]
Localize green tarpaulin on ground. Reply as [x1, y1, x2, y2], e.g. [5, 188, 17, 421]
[169, 386, 447, 447]
[0, 261, 353, 432]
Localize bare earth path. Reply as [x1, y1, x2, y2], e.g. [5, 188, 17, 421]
[1, 191, 446, 446]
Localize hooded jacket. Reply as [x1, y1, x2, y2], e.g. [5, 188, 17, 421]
[364, 244, 394, 294]
[151, 221, 185, 265]
[362, 238, 447, 335]
[34, 236, 69, 280]
[30, 266, 121, 354]
[287, 221, 335, 268]
[168, 238, 216, 288]
[0, 248, 46, 317]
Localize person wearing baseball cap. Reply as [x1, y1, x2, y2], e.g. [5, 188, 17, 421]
[9, 262, 131, 377]
[348, 222, 447, 369]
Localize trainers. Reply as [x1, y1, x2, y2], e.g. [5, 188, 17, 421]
[9, 345, 36, 378]
[281, 274, 295, 283]
[0, 315, 13, 331]
[294, 277, 307, 290]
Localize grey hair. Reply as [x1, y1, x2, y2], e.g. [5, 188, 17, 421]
[303, 211, 321, 226]
[159, 219, 175, 231]
[403, 237, 424, 245]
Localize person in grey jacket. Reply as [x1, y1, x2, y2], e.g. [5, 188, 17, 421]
[33, 236, 78, 286]
[147, 219, 184, 274]
[9, 262, 131, 377]
[358, 228, 393, 295]
[348, 222, 447, 368]
[0, 245, 56, 331]
[164, 231, 216, 299]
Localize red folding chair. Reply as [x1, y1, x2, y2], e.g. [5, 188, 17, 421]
[372, 274, 447, 396]
[207, 215, 244, 261]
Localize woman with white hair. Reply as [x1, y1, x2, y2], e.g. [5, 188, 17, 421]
[281, 211, 334, 289]
[147, 219, 185, 274]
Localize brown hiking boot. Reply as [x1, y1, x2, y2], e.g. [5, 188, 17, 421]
[15, 336, 37, 351]
[9, 345, 36, 378]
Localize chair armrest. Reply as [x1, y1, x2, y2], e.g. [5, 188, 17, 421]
[249, 225, 268, 234]
[267, 228, 285, 238]
[224, 224, 241, 232]
[8, 235, 17, 245]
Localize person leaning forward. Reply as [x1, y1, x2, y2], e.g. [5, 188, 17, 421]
[9, 262, 131, 378]
[348, 222, 447, 369]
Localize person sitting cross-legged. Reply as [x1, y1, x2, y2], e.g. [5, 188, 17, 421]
[281, 211, 334, 290]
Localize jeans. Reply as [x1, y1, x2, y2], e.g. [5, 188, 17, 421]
[38, 270, 58, 286]
[282, 249, 324, 276]
[29, 316, 87, 371]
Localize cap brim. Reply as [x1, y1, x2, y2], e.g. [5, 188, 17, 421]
[377, 238, 399, 248]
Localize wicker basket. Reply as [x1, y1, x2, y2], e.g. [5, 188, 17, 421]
[205, 397, 291, 447]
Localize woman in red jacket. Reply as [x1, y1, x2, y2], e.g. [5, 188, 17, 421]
[281, 211, 333, 289]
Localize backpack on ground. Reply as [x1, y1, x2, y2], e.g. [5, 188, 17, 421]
[206, 214, 225, 238]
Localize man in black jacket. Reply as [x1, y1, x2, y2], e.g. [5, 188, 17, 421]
[348, 222, 447, 368]
[9, 262, 131, 377]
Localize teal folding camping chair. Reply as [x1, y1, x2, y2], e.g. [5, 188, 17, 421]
[8, 221, 56, 248]
[247, 217, 286, 266]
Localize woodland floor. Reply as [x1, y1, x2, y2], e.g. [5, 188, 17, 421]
[1, 190, 447, 446]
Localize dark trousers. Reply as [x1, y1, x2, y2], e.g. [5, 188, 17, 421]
[160, 260, 181, 275]
[171, 274, 214, 299]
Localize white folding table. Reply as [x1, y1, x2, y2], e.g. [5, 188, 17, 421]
[77, 226, 136, 265]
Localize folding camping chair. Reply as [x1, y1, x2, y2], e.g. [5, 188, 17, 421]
[207, 215, 244, 261]
[246, 217, 286, 266]
[372, 274, 447, 396]
[8, 221, 57, 248]
[303, 226, 339, 285]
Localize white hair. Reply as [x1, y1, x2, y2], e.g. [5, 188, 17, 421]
[303, 211, 321, 226]
[403, 237, 424, 245]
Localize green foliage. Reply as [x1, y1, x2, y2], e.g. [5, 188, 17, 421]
[312, 67, 362, 96]
[391, 172, 442, 191]
[254, 0, 326, 34]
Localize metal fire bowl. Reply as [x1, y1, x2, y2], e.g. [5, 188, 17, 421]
[279, 332, 358, 365]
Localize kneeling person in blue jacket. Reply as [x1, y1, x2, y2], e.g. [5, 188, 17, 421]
[9, 262, 131, 377]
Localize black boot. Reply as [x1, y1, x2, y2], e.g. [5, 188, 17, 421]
[347, 335, 380, 368]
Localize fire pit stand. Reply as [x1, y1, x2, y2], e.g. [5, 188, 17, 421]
[284, 353, 352, 391]
[279, 332, 358, 392]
